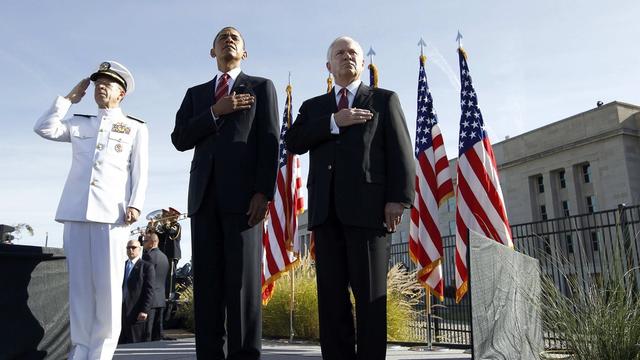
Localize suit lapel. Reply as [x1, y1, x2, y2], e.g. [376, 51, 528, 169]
[325, 88, 338, 113]
[128, 261, 142, 286]
[352, 83, 373, 109]
[231, 71, 249, 94]
[206, 78, 216, 106]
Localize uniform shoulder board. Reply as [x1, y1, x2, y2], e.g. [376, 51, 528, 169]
[126, 115, 145, 123]
[74, 114, 95, 118]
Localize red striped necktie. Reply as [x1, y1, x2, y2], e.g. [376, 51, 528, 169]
[337, 87, 349, 111]
[215, 73, 230, 102]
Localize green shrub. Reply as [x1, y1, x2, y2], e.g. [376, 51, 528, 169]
[174, 253, 426, 343]
[263, 254, 319, 339]
[262, 253, 425, 342]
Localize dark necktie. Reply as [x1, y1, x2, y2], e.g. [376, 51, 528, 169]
[215, 73, 230, 102]
[337, 88, 349, 111]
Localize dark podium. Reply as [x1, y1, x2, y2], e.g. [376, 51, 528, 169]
[0, 244, 71, 360]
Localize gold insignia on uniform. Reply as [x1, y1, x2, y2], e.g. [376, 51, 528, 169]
[115, 143, 123, 153]
[111, 122, 131, 134]
[99, 62, 111, 70]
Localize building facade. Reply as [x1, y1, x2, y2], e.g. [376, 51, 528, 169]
[297, 101, 640, 247]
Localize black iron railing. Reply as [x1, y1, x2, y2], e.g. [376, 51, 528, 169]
[390, 204, 640, 347]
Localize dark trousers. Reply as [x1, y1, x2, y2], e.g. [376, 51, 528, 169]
[146, 307, 164, 341]
[314, 203, 390, 360]
[119, 307, 147, 344]
[191, 179, 262, 360]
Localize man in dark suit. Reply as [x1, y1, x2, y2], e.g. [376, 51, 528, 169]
[285, 36, 415, 360]
[171, 26, 279, 359]
[120, 239, 154, 344]
[142, 228, 169, 342]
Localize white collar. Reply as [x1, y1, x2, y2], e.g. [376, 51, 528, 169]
[97, 107, 124, 118]
[216, 67, 242, 81]
[334, 79, 362, 96]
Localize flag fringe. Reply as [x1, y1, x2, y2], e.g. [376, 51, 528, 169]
[368, 63, 379, 88]
[455, 280, 468, 303]
[261, 257, 301, 306]
[458, 47, 468, 60]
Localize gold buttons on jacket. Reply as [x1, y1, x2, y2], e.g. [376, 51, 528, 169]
[96, 144, 104, 150]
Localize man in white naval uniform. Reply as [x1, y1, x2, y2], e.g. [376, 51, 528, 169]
[34, 61, 148, 360]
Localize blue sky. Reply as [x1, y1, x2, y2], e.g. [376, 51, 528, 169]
[2, 0, 639, 265]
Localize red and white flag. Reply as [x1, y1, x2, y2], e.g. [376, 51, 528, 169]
[454, 46, 513, 303]
[262, 84, 304, 304]
[409, 55, 454, 301]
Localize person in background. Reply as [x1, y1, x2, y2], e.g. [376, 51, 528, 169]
[120, 239, 154, 344]
[142, 227, 169, 342]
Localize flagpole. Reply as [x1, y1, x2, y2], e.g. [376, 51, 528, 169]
[287, 72, 296, 343]
[426, 292, 433, 349]
[417, 37, 433, 350]
[366, 46, 378, 88]
[418, 37, 426, 57]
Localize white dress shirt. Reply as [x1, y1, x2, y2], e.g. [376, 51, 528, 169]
[330, 79, 362, 134]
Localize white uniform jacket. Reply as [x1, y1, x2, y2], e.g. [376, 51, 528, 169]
[34, 96, 148, 224]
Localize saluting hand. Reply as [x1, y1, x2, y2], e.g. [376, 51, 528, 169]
[247, 192, 268, 227]
[334, 108, 373, 128]
[65, 78, 90, 104]
[211, 91, 255, 117]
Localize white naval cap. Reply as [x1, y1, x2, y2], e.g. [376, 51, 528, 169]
[89, 60, 135, 94]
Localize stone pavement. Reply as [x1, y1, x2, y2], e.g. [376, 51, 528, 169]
[114, 338, 471, 360]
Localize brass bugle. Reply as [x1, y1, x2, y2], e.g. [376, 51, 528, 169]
[129, 212, 188, 236]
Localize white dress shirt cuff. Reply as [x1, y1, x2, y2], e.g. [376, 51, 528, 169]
[210, 107, 220, 126]
[330, 114, 340, 134]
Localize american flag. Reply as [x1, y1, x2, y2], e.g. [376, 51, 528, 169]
[455, 47, 513, 303]
[408, 55, 453, 301]
[262, 84, 304, 305]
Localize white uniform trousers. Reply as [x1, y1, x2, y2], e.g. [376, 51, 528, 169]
[63, 222, 129, 360]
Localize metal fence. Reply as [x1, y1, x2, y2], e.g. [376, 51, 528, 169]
[390, 204, 640, 347]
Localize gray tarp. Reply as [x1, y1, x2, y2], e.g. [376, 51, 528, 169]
[470, 230, 543, 359]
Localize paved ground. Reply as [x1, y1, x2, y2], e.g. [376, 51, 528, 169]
[114, 338, 471, 360]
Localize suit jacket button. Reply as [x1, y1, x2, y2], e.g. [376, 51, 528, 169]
[327, 165, 332, 170]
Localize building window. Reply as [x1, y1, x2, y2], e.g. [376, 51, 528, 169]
[558, 170, 566, 188]
[562, 200, 570, 217]
[590, 231, 600, 252]
[566, 234, 573, 254]
[582, 164, 592, 183]
[537, 175, 545, 193]
[586, 196, 597, 213]
[540, 205, 548, 220]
